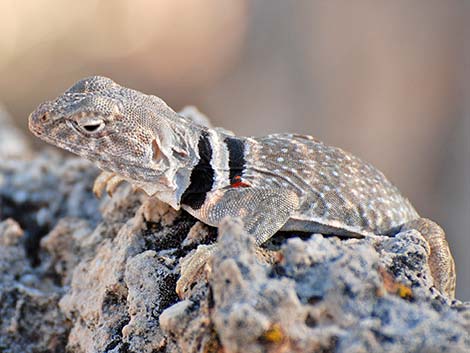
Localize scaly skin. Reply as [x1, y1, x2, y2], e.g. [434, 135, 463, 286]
[29, 76, 456, 298]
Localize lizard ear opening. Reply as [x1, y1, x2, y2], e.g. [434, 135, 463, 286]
[152, 139, 162, 161]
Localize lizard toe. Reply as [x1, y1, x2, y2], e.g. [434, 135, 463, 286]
[93, 171, 115, 199]
[176, 244, 217, 298]
[106, 174, 126, 196]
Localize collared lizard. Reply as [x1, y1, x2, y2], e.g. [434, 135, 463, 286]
[28, 76, 456, 298]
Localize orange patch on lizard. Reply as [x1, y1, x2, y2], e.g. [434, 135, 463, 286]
[231, 175, 250, 188]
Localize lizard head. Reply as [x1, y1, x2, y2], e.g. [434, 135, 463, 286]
[29, 76, 200, 197]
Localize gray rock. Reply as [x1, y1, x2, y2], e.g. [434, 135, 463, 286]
[0, 151, 101, 266]
[0, 219, 69, 353]
[0, 149, 468, 352]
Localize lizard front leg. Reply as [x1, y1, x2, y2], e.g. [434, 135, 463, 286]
[401, 218, 456, 298]
[93, 171, 127, 198]
[197, 187, 300, 245]
[176, 187, 299, 296]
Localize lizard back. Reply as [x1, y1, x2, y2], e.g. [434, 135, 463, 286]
[241, 133, 419, 237]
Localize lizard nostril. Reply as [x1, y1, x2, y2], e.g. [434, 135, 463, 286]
[40, 113, 49, 122]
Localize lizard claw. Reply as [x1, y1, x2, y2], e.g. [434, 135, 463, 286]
[93, 171, 126, 198]
[105, 174, 126, 196]
[93, 171, 115, 198]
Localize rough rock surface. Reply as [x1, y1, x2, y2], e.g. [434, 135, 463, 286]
[0, 117, 469, 352]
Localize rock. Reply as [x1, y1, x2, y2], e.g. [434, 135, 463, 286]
[0, 151, 101, 266]
[0, 219, 69, 353]
[0, 148, 469, 352]
[189, 220, 469, 353]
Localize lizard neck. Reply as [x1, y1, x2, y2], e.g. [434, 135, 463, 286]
[178, 129, 216, 209]
[178, 129, 248, 211]
[138, 117, 248, 212]
[140, 118, 205, 210]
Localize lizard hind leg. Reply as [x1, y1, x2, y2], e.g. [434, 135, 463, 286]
[401, 218, 456, 298]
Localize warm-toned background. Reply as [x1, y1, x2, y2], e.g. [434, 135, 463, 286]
[0, 0, 468, 299]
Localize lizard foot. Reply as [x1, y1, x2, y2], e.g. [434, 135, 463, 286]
[401, 218, 456, 298]
[175, 242, 281, 298]
[93, 171, 127, 198]
[176, 244, 217, 298]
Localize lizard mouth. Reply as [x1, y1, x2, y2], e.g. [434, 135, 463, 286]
[28, 113, 45, 137]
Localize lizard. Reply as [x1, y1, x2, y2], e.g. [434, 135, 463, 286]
[28, 76, 456, 298]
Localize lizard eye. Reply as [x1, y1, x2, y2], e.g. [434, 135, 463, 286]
[69, 118, 106, 136]
[82, 121, 104, 133]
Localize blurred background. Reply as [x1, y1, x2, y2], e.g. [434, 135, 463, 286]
[0, 0, 468, 299]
